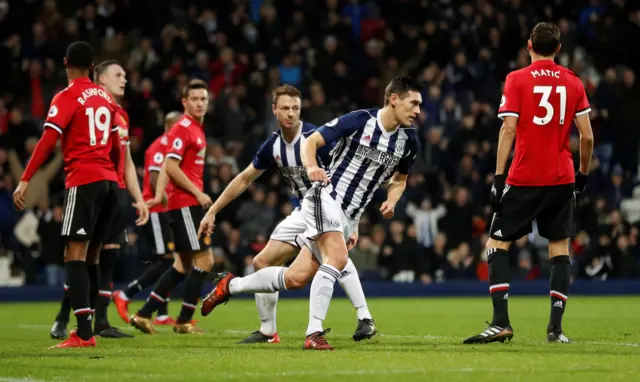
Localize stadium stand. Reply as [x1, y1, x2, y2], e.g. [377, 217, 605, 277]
[0, 0, 639, 293]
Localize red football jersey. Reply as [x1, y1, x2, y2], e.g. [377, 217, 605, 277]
[498, 60, 591, 186]
[44, 77, 119, 189]
[142, 134, 170, 213]
[114, 104, 130, 189]
[165, 114, 206, 210]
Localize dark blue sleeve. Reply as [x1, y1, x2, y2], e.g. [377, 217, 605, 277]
[252, 134, 276, 170]
[397, 132, 419, 175]
[317, 111, 365, 144]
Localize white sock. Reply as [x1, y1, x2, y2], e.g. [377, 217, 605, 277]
[338, 258, 372, 320]
[229, 266, 287, 295]
[306, 264, 340, 336]
[256, 292, 278, 336]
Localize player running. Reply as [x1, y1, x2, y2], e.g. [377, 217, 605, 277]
[463, 22, 593, 345]
[14, 41, 125, 348]
[130, 79, 214, 334]
[201, 76, 421, 350]
[196, 85, 375, 344]
[112, 111, 182, 326]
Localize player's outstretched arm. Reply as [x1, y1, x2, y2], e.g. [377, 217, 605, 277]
[208, 164, 264, 216]
[380, 172, 408, 219]
[301, 132, 328, 184]
[125, 145, 149, 225]
[574, 114, 594, 175]
[164, 157, 212, 208]
[13, 128, 59, 210]
[495, 116, 517, 176]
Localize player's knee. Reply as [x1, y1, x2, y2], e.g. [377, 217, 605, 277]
[193, 250, 214, 272]
[172, 257, 190, 274]
[252, 255, 271, 270]
[486, 237, 510, 251]
[284, 269, 312, 290]
[103, 243, 120, 250]
[548, 239, 570, 258]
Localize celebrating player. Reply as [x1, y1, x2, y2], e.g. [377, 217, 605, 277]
[112, 111, 182, 326]
[201, 76, 421, 350]
[49, 60, 149, 340]
[14, 42, 122, 348]
[130, 79, 213, 334]
[197, 85, 375, 344]
[463, 22, 593, 345]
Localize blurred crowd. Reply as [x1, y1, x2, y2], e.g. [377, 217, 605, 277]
[1, 0, 640, 286]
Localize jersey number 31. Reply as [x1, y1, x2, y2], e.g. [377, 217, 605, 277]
[85, 106, 111, 146]
[533, 85, 566, 126]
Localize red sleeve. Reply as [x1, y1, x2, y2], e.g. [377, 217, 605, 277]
[109, 109, 122, 169]
[21, 128, 58, 181]
[497, 73, 520, 120]
[148, 146, 165, 172]
[575, 79, 591, 117]
[166, 127, 189, 162]
[43, 93, 76, 134]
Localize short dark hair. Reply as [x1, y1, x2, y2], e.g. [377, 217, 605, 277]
[93, 60, 120, 83]
[384, 76, 423, 105]
[65, 41, 94, 70]
[272, 84, 302, 105]
[181, 79, 208, 99]
[530, 22, 561, 57]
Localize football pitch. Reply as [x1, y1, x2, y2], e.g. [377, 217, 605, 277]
[1, 296, 639, 381]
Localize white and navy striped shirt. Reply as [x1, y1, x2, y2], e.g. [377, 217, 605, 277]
[253, 121, 332, 199]
[318, 109, 419, 220]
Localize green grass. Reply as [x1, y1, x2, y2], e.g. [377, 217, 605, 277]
[0, 296, 639, 381]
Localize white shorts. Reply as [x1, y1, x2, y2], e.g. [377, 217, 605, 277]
[269, 207, 306, 248]
[296, 184, 357, 262]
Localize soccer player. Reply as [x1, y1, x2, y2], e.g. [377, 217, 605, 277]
[201, 76, 421, 350]
[130, 79, 214, 334]
[112, 111, 182, 325]
[49, 60, 149, 340]
[196, 85, 375, 344]
[14, 41, 124, 348]
[463, 22, 593, 345]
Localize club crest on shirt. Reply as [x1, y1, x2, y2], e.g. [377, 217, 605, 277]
[396, 142, 405, 153]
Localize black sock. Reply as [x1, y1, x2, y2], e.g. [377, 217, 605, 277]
[66, 260, 93, 340]
[548, 255, 570, 333]
[138, 267, 184, 318]
[488, 248, 511, 328]
[87, 264, 100, 315]
[124, 258, 173, 298]
[158, 294, 169, 317]
[177, 267, 209, 324]
[55, 283, 72, 323]
[95, 248, 118, 330]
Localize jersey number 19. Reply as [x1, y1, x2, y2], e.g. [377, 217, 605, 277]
[85, 106, 111, 146]
[533, 85, 566, 126]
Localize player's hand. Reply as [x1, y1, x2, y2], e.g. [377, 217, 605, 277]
[12, 181, 29, 210]
[490, 174, 506, 214]
[307, 165, 328, 185]
[132, 200, 149, 226]
[346, 230, 359, 251]
[196, 191, 213, 209]
[146, 196, 163, 209]
[380, 200, 395, 219]
[575, 172, 588, 195]
[198, 212, 216, 239]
